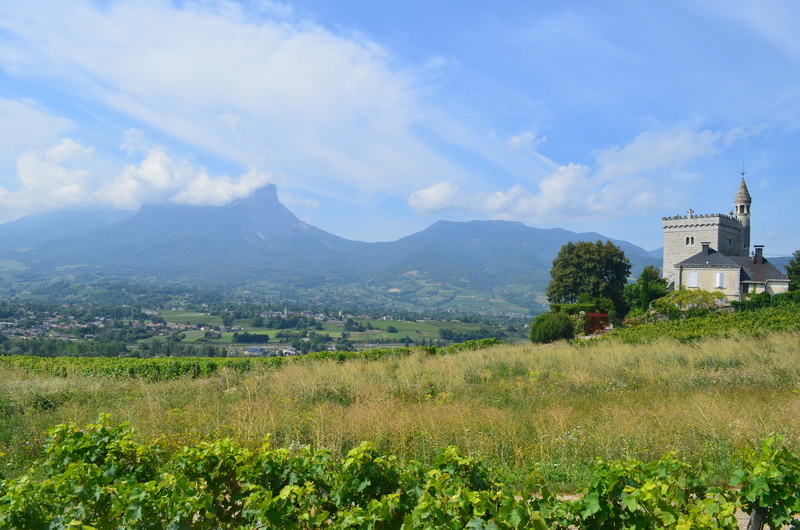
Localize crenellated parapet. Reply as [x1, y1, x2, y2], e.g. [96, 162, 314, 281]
[662, 214, 743, 232]
[661, 213, 737, 221]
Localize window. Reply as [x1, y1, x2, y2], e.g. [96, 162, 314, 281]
[715, 272, 726, 289]
[687, 271, 699, 287]
[685, 236, 695, 245]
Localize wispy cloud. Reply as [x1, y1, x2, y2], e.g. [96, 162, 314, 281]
[0, 98, 72, 164]
[409, 126, 748, 223]
[592, 129, 722, 181]
[0, 0, 462, 199]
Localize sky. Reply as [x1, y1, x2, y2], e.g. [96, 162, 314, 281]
[0, 0, 799, 255]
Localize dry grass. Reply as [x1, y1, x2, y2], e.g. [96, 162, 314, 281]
[2, 332, 799, 487]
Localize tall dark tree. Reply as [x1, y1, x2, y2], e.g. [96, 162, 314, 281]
[786, 250, 800, 292]
[546, 240, 631, 314]
[623, 265, 668, 315]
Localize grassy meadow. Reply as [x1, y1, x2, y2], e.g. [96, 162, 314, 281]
[2, 332, 800, 490]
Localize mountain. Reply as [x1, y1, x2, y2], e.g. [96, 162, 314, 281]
[22, 185, 366, 283]
[0, 209, 131, 249]
[0, 185, 661, 313]
[368, 220, 657, 287]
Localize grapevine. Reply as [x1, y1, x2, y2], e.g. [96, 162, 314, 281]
[1, 417, 798, 528]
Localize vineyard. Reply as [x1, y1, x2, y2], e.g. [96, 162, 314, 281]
[0, 354, 284, 382]
[608, 304, 800, 344]
[1, 417, 799, 528]
[0, 339, 501, 382]
[2, 307, 800, 527]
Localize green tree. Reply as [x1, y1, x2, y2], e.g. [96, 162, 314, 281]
[786, 250, 800, 292]
[623, 265, 668, 315]
[529, 312, 575, 344]
[546, 240, 632, 315]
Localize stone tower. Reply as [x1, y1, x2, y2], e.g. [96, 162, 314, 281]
[733, 177, 751, 255]
[661, 177, 751, 283]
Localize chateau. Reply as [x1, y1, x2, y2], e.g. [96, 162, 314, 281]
[661, 177, 789, 301]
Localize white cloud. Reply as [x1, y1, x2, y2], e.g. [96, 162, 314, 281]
[526, 163, 593, 215]
[0, 139, 94, 213]
[593, 129, 722, 182]
[0, 136, 273, 221]
[407, 181, 463, 212]
[0, 1, 462, 198]
[508, 131, 545, 152]
[170, 168, 272, 206]
[95, 146, 272, 208]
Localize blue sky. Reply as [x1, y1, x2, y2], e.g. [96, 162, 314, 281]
[0, 1, 799, 255]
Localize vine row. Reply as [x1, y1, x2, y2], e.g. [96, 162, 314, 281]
[1, 417, 799, 528]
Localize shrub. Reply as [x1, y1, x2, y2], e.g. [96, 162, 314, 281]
[685, 307, 710, 319]
[666, 305, 681, 321]
[529, 312, 575, 344]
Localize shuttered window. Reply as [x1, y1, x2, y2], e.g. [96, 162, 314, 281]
[715, 272, 727, 289]
[688, 271, 699, 287]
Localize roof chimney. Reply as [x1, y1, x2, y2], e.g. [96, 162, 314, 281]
[754, 245, 764, 264]
[701, 242, 710, 255]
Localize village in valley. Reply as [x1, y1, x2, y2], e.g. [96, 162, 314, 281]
[0, 296, 522, 359]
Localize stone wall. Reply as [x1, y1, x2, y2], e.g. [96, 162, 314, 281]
[661, 213, 743, 280]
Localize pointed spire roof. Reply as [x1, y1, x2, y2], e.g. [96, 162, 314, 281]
[735, 177, 751, 203]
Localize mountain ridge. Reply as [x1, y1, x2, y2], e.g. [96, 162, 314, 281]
[0, 184, 661, 313]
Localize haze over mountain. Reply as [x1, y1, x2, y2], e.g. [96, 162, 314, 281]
[0, 209, 132, 249]
[0, 185, 661, 313]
